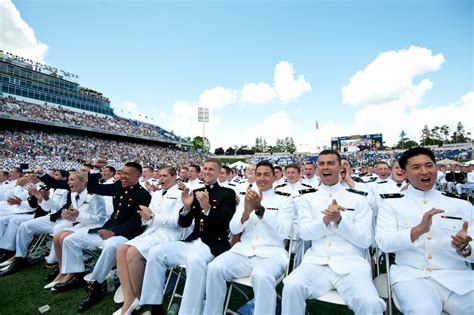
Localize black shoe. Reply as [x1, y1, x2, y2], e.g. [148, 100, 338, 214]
[0, 257, 29, 276]
[53, 274, 86, 292]
[0, 250, 15, 263]
[77, 281, 106, 313]
[44, 264, 59, 281]
[151, 304, 166, 315]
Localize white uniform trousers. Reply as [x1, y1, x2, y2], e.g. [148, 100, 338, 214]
[141, 239, 215, 315]
[62, 232, 127, 283]
[394, 277, 474, 315]
[204, 251, 287, 315]
[15, 216, 72, 260]
[282, 264, 385, 315]
[0, 214, 33, 251]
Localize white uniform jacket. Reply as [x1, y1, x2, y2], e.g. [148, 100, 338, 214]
[229, 188, 295, 261]
[38, 188, 69, 213]
[140, 184, 184, 242]
[66, 189, 107, 231]
[297, 183, 373, 274]
[376, 186, 474, 295]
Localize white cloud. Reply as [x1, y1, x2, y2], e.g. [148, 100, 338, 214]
[240, 82, 276, 104]
[112, 101, 161, 124]
[242, 111, 295, 146]
[198, 86, 238, 110]
[0, 0, 48, 63]
[341, 46, 445, 106]
[273, 61, 311, 104]
[165, 100, 221, 139]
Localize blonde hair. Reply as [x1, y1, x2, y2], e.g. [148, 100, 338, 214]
[71, 171, 88, 184]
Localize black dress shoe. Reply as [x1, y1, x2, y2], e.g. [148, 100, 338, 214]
[77, 281, 106, 313]
[0, 257, 29, 276]
[53, 274, 86, 292]
[44, 265, 59, 281]
[0, 250, 15, 263]
[151, 304, 166, 315]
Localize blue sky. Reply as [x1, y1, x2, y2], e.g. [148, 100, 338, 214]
[1, 0, 472, 151]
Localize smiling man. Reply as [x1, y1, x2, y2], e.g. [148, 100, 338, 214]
[203, 161, 294, 315]
[376, 147, 473, 314]
[282, 150, 385, 315]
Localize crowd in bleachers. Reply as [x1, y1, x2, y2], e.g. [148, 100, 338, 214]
[0, 129, 205, 171]
[0, 96, 182, 142]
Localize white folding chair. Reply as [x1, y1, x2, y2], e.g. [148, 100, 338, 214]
[223, 237, 294, 314]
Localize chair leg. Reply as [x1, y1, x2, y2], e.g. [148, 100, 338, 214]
[223, 282, 233, 314]
[167, 268, 183, 312]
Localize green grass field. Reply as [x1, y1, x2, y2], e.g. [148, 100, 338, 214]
[0, 260, 363, 315]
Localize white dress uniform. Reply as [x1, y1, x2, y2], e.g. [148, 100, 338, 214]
[376, 186, 474, 315]
[56, 191, 110, 278]
[64, 190, 107, 233]
[275, 180, 312, 267]
[99, 177, 115, 216]
[0, 185, 37, 250]
[185, 178, 205, 191]
[204, 188, 294, 315]
[301, 175, 320, 188]
[126, 184, 183, 259]
[282, 183, 385, 315]
[14, 188, 69, 261]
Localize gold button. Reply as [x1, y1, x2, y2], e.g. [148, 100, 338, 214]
[253, 221, 259, 226]
[200, 219, 204, 222]
[120, 196, 123, 199]
[252, 246, 255, 250]
[119, 203, 122, 206]
[328, 242, 332, 247]
[125, 191, 128, 194]
[326, 256, 331, 260]
[427, 255, 432, 260]
[426, 236, 432, 240]
[255, 236, 259, 240]
[426, 268, 432, 273]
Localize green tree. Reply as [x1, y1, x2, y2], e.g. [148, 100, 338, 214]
[420, 125, 431, 146]
[191, 136, 210, 152]
[404, 139, 419, 149]
[286, 137, 297, 153]
[214, 147, 224, 155]
[397, 130, 409, 149]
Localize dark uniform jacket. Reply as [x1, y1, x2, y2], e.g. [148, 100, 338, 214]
[87, 172, 151, 240]
[179, 183, 236, 256]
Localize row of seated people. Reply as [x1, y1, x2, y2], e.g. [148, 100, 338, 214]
[0, 95, 180, 142]
[0, 149, 472, 315]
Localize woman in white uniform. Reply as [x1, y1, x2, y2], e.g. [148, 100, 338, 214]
[115, 166, 183, 315]
[45, 171, 106, 288]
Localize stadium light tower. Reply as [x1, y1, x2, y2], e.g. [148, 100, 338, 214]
[198, 107, 209, 141]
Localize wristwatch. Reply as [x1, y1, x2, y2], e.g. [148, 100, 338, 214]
[255, 206, 265, 217]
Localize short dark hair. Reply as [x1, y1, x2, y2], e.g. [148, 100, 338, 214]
[274, 165, 283, 172]
[222, 165, 232, 175]
[124, 162, 142, 174]
[189, 164, 201, 173]
[285, 163, 301, 173]
[399, 147, 436, 170]
[143, 166, 154, 172]
[57, 169, 69, 179]
[318, 150, 342, 164]
[256, 161, 275, 175]
[1, 170, 8, 178]
[105, 166, 116, 175]
[159, 166, 177, 177]
[376, 161, 389, 168]
[341, 158, 352, 168]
